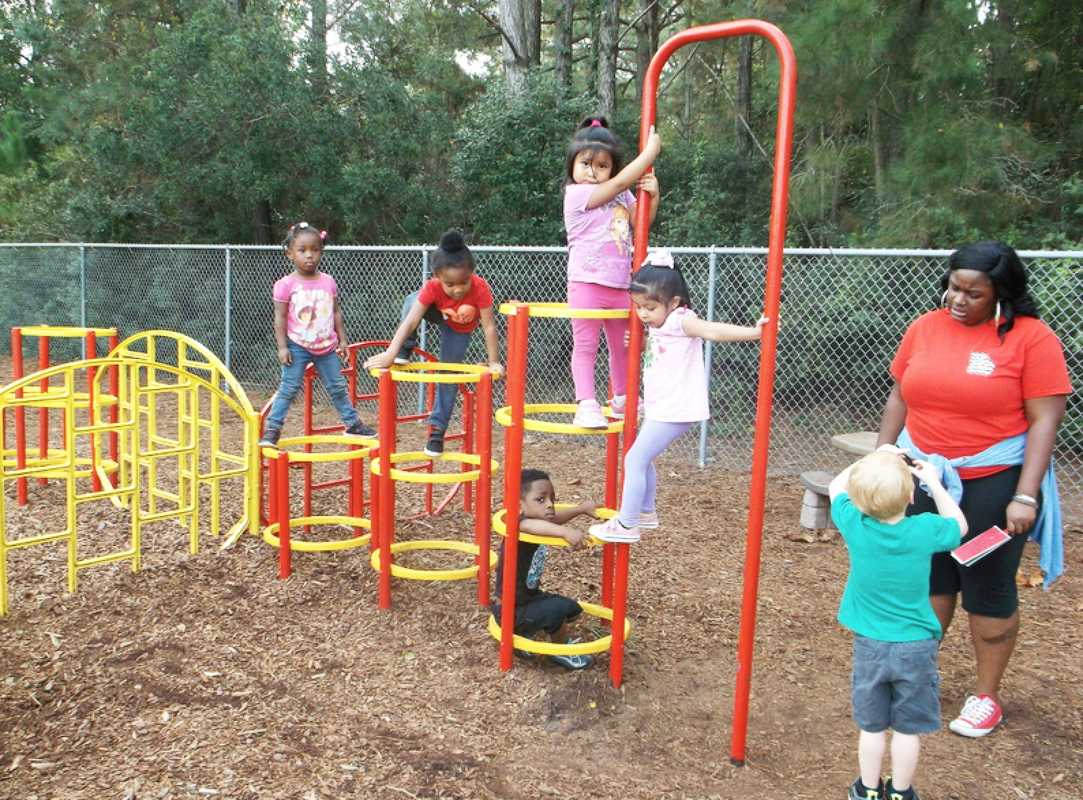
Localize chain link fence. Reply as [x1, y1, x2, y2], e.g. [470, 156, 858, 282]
[2, 243, 1080, 516]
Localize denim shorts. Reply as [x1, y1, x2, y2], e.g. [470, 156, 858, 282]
[851, 635, 941, 735]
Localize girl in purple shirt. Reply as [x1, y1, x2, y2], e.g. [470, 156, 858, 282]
[590, 251, 769, 543]
[563, 117, 662, 429]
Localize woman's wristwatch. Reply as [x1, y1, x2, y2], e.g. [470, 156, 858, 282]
[1011, 493, 1039, 508]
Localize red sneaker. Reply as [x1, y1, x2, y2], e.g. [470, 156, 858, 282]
[948, 693, 1003, 737]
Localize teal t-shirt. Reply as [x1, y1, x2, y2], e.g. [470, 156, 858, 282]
[832, 493, 962, 642]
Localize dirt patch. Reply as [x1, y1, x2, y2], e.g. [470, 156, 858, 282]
[0, 378, 1081, 800]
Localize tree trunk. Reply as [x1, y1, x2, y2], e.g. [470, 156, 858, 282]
[498, 0, 537, 94]
[554, 0, 575, 95]
[598, 0, 619, 117]
[309, 0, 327, 93]
[634, 0, 659, 106]
[735, 37, 753, 157]
[529, 0, 542, 66]
[870, 101, 886, 204]
[251, 200, 273, 245]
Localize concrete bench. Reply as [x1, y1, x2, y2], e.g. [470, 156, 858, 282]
[799, 470, 834, 530]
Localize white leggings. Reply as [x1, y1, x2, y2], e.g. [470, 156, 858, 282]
[618, 419, 694, 526]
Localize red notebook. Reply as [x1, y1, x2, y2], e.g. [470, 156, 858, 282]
[951, 526, 1012, 566]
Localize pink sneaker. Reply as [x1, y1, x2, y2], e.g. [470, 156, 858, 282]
[948, 694, 1003, 738]
[589, 517, 640, 543]
[637, 510, 659, 529]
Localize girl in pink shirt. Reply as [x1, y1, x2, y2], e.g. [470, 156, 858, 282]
[563, 117, 662, 429]
[590, 251, 769, 543]
[259, 222, 375, 447]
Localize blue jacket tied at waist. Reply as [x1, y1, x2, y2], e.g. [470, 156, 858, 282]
[896, 428, 1063, 589]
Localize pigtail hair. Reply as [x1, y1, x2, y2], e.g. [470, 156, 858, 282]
[564, 114, 625, 184]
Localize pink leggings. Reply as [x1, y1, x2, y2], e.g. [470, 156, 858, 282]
[568, 281, 630, 402]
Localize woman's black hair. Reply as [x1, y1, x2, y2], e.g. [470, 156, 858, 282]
[629, 262, 692, 309]
[431, 229, 475, 274]
[564, 116, 625, 185]
[520, 468, 551, 498]
[940, 240, 1039, 337]
[283, 221, 326, 249]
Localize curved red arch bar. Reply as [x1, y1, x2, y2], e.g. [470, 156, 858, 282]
[625, 19, 797, 766]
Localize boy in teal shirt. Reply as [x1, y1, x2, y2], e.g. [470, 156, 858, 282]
[830, 447, 966, 800]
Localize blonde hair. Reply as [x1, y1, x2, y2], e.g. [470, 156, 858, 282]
[847, 451, 914, 521]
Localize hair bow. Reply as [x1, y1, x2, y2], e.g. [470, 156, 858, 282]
[319, 229, 327, 240]
[645, 248, 674, 268]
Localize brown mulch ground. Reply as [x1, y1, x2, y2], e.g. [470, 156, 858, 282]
[1, 385, 1082, 800]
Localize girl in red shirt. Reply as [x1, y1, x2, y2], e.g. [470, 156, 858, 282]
[365, 230, 503, 456]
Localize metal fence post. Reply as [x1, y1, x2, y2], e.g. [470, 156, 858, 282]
[224, 246, 233, 378]
[417, 246, 429, 415]
[78, 245, 88, 359]
[698, 249, 718, 468]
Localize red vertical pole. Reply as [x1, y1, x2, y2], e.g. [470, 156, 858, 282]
[11, 328, 27, 505]
[36, 335, 49, 486]
[499, 305, 529, 671]
[368, 456, 379, 550]
[609, 544, 631, 686]
[377, 370, 397, 610]
[275, 450, 292, 579]
[462, 389, 475, 513]
[602, 430, 620, 607]
[109, 333, 120, 465]
[86, 331, 101, 492]
[350, 450, 364, 538]
[474, 371, 493, 607]
[302, 367, 314, 535]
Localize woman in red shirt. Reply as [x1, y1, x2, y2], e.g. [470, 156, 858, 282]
[877, 241, 1071, 741]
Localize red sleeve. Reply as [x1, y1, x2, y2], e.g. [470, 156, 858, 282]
[889, 318, 920, 381]
[417, 278, 438, 306]
[472, 275, 493, 309]
[1021, 322, 1073, 399]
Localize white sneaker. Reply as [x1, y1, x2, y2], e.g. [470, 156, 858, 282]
[607, 394, 626, 419]
[572, 399, 608, 429]
[589, 517, 641, 543]
[638, 510, 659, 529]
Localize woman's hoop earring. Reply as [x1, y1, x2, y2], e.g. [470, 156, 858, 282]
[994, 300, 1001, 330]
[941, 290, 949, 307]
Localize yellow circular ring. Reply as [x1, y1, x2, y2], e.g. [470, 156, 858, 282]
[495, 403, 623, 435]
[490, 505, 615, 546]
[17, 325, 118, 338]
[367, 361, 490, 384]
[369, 539, 497, 581]
[13, 388, 120, 409]
[498, 302, 629, 320]
[487, 601, 632, 656]
[260, 434, 375, 463]
[369, 450, 500, 484]
[262, 515, 372, 552]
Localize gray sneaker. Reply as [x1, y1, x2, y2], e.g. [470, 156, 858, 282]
[258, 427, 281, 448]
[549, 638, 593, 670]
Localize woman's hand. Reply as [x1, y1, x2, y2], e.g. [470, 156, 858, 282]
[487, 361, 504, 379]
[335, 343, 349, 361]
[363, 350, 394, 371]
[277, 346, 292, 366]
[1005, 500, 1037, 536]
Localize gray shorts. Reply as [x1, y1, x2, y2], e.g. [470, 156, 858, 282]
[851, 635, 941, 735]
